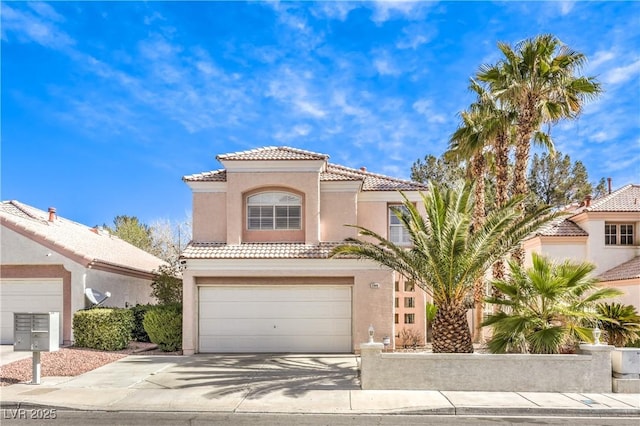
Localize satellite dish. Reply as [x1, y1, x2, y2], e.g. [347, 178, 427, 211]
[85, 288, 111, 307]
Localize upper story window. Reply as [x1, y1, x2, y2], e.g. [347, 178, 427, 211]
[247, 192, 301, 230]
[389, 205, 411, 245]
[605, 223, 634, 246]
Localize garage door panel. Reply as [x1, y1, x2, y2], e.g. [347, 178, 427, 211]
[199, 286, 351, 303]
[200, 300, 351, 319]
[200, 335, 352, 353]
[199, 285, 352, 353]
[200, 318, 352, 336]
[0, 279, 63, 345]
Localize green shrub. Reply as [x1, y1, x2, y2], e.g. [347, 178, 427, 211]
[130, 304, 155, 342]
[73, 308, 133, 351]
[143, 303, 182, 351]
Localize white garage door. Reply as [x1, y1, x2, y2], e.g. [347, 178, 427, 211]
[199, 285, 352, 353]
[0, 279, 64, 345]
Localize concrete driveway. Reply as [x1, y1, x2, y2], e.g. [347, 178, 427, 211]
[131, 354, 360, 398]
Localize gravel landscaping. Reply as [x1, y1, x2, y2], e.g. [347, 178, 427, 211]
[0, 342, 160, 386]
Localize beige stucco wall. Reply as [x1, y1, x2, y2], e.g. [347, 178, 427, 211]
[319, 191, 358, 242]
[85, 268, 155, 309]
[182, 258, 394, 355]
[601, 280, 640, 311]
[192, 192, 226, 242]
[523, 237, 589, 268]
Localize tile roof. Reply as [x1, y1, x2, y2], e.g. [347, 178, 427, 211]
[577, 184, 640, 213]
[323, 164, 429, 191]
[531, 216, 589, 237]
[183, 169, 226, 182]
[216, 146, 328, 161]
[1, 200, 166, 274]
[599, 256, 640, 282]
[184, 147, 428, 191]
[181, 242, 352, 259]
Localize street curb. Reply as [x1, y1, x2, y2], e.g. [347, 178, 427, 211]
[2, 401, 639, 417]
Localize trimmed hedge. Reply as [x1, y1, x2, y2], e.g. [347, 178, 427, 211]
[143, 303, 182, 352]
[73, 308, 133, 351]
[130, 304, 155, 342]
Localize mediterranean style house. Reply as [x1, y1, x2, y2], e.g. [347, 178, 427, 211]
[180, 146, 429, 354]
[523, 184, 640, 311]
[0, 201, 163, 345]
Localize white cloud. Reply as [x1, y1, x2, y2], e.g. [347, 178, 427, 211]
[374, 57, 401, 76]
[558, 1, 575, 16]
[602, 59, 640, 85]
[587, 50, 615, 71]
[312, 2, 359, 21]
[1, 4, 75, 50]
[412, 99, 447, 124]
[370, 1, 429, 24]
[396, 22, 436, 50]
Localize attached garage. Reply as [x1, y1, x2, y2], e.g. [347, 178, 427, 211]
[198, 285, 352, 353]
[0, 279, 64, 345]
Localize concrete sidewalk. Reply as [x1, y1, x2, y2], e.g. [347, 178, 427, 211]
[1, 354, 639, 417]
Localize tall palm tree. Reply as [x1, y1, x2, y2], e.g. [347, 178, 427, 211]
[331, 183, 556, 353]
[484, 253, 622, 354]
[478, 34, 601, 263]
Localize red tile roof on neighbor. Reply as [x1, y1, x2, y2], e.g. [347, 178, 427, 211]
[1, 200, 166, 274]
[575, 184, 640, 213]
[599, 256, 640, 282]
[531, 215, 589, 237]
[181, 242, 351, 259]
[184, 146, 429, 191]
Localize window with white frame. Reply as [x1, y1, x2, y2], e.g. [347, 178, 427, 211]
[389, 205, 411, 245]
[605, 223, 634, 246]
[247, 192, 301, 230]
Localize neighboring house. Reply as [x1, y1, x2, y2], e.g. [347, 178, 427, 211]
[180, 146, 429, 354]
[523, 184, 640, 311]
[0, 201, 165, 345]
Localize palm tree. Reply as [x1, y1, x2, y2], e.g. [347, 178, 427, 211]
[596, 303, 640, 347]
[478, 34, 601, 263]
[484, 253, 622, 354]
[331, 183, 556, 353]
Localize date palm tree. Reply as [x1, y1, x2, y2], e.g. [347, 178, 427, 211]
[331, 183, 555, 353]
[478, 34, 601, 263]
[484, 253, 622, 354]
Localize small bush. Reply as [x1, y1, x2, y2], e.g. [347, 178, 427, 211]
[143, 303, 182, 351]
[151, 265, 183, 305]
[73, 308, 133, 351]
[130, 304, 155, 342]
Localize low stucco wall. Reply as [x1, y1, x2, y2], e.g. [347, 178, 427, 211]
[360, 343, 614, 393]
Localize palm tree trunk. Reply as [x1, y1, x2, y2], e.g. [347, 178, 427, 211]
[471, 153, 486, 343]
[512, 102, 536, 265]
[432, 303, 473, 353]
[492, 129, 509, 283]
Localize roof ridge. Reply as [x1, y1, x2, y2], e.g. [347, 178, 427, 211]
[216, 146, 328, 161]
[588, 183, 634, 209]
[1, 200, 47, 222]
[327, 163, 427, 187]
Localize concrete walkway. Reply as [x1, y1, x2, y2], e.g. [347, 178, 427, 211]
[1, 353, 639, 417]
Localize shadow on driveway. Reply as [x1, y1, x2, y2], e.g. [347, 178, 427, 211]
[128, 354, 359, 399]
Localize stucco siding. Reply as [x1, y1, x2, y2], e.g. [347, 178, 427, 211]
[85, 268, 154, 309]
[320, 191, 358, 241]
[192, 192, 226, 242]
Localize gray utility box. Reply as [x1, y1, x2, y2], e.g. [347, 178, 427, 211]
[14, 312, 60, 352]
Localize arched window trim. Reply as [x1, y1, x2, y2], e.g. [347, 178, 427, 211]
[247, 191, 302, 231]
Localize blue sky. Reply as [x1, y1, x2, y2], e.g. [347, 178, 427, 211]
[2, 1, 639, 227]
